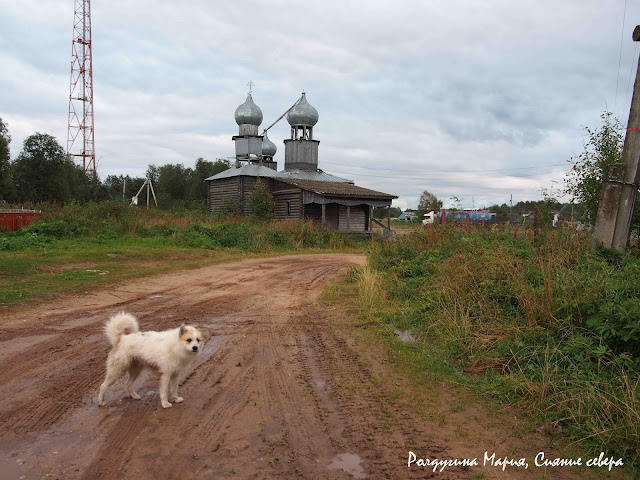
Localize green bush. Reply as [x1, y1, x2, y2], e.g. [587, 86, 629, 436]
[248, 179, 274, 220]
[0, 232, 53, 251]
[21, 219, 78, 238]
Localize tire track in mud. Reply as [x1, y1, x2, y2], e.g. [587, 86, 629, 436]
[1, 357, 102, 434]
[0, 324, 107, 434]
[250, 325, 331, 478]
[79, 400, 155, 480]
[294, 316, 467, 480]
[0, 326, 98, 384]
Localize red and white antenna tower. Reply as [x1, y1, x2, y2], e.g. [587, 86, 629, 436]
[67, 0, 96, 179]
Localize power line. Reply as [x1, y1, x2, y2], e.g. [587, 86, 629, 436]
[328, 165, 566, 181]
[625, 41, 639, 113]
[614, 0, 628, 117]
[320, 159, 567, 174]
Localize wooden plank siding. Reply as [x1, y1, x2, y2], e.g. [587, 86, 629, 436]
[304, 202, 322, 222]
[240, 177, 256, 216]
[305, 203, 368, 231]
[273, 190, 303, 219]
[272, 180, 302, 220]
[338, 205, 367, 232]
[207, 177, 240, 213]
[207, 177, 275, 215]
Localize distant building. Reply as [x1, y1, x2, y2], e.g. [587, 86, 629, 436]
[398, 211, 417, 221]
[206, 91, 396, 233]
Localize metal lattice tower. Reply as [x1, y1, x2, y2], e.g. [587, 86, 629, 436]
[67, 0, 96, 179]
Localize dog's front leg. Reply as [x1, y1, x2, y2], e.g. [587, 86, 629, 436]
[169, 373, 183, 403]
[159, 373, 172, 408]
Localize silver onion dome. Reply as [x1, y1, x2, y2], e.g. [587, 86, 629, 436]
[262, 131, 277, 156]
[235, 93, 263, 126]
[287, 92, 319, 126]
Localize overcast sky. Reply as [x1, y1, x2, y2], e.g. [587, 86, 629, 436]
[1, 0, 638, 209]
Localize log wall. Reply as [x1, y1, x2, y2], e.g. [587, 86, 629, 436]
[207, 178, 240, 213]
[338, 205, 367, 232]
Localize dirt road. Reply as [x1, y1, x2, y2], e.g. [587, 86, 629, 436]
[0, 254, 584, 479]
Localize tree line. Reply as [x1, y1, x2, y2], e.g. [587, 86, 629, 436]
[0, 119, 230, 209]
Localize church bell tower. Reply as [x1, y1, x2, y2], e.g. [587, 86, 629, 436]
[284, 92, 320, 172]
[232, 90, 263, 164]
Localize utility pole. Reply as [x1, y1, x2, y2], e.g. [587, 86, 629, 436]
[131, 178, 158, 208]
[594, 25, 640, 250]
[612, 25, 640, 249]
[570, 199, 574, 222]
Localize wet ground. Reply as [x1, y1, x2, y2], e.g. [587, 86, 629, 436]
[0, 254, 591, 479]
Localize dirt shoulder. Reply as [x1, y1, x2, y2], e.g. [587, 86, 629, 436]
[0, 254, 620, 479]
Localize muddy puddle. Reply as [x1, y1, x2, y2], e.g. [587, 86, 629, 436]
[327, 453, 366, 479]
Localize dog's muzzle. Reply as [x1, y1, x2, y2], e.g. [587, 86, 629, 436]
[192, 345, 198, 352]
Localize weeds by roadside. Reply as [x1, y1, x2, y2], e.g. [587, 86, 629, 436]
[354, 226, 639, 468]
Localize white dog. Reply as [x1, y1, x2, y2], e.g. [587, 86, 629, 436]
[98, 312, 204, 408]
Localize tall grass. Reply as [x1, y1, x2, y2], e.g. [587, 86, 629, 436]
[363, 225, 640, 463]
[352, 264, 386, 313]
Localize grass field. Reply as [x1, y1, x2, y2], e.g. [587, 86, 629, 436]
[1, 238, 256, 308]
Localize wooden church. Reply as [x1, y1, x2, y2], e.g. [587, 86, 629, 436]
[206, 91, 396, 233]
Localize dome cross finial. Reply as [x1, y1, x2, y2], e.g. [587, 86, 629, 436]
[247, 80, 254, 94]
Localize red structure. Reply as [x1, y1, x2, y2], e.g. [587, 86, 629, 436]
[0, 210, 42, 231]
[67, 0, 96, 179]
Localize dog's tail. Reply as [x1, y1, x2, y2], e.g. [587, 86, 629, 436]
[105, 312, 139, 346]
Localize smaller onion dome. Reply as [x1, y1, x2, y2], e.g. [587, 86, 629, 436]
[262, 131, 277, 157]
[235, 93, 263, 126]
[287, 92, 319, 126]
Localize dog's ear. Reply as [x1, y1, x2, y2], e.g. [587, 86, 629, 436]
[179, 323, 186, 336]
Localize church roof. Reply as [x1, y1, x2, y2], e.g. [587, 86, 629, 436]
[277, 178, 397, 199]
[278, 169, 351, 183]
[205, 165, 353, 183]
[204, 164, 281, 181]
